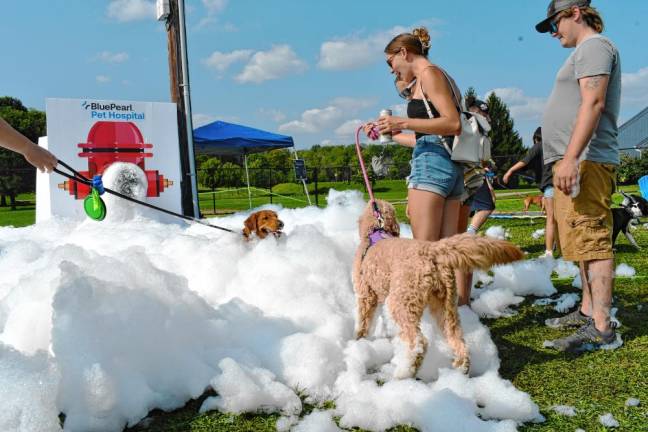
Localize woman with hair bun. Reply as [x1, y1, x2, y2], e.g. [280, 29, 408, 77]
[372, 27, 464, 243]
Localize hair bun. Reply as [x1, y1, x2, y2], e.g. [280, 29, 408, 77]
[412, 27, 431, 55]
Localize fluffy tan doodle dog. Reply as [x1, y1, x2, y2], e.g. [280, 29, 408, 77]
[523, 195, 545, 213]
[353, 200, 524, 379]
[242, 210, 284, 240]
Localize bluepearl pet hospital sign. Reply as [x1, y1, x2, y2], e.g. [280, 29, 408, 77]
[82, 100, 146, 121]
[37, 97, 183, 222]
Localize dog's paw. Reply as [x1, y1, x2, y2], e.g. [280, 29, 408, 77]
[392, 365, 415, 380]
[453, 357, 470, 375]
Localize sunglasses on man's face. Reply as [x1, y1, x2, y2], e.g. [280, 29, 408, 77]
[549, 15, 564, 34]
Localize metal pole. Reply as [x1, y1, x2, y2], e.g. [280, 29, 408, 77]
[177, 0, 200, 217]
[293, 149, 311, 205]
[244, 154, 252, 209]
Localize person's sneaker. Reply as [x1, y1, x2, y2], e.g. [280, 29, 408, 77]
[545, 309, 590, 329]
[551, 320, 617, 352]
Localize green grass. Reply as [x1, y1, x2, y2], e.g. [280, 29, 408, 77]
[0, 192, 36, 227]
[3, 185, 646, 431]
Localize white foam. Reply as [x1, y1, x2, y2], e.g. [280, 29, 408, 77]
[485, 226, 509, 240]
[292, 410, 341, 432]
[531, 228, 545, 240]
[625, 397, 640, 407]
[0, 189, 548, 431]
[552, 404, 577, 416]
[615, 263, 636, 278]
[553, 259, 580, 279]
[599, 412, 619, 427]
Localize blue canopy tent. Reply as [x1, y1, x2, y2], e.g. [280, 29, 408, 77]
[193, 120, 295, 208]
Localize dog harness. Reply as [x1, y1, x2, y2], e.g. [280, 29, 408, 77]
[361, 228, 394, 261]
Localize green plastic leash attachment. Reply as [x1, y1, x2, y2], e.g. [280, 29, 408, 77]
[84, 187, 107, 221]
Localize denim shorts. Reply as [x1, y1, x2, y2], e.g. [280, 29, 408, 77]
[406, 135, 464, 199]
[543, 186, 554, 199]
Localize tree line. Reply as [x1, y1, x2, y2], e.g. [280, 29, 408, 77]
[0, 97, 45, 209]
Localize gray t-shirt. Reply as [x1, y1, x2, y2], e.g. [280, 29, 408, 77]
[542, 34, 621, 165]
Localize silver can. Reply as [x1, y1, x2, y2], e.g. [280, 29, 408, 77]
[378, 108, 393, 144]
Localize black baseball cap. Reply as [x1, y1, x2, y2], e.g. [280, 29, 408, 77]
[535, 0, 591, 33]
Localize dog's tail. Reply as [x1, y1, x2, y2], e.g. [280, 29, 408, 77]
[431, 233, 524, 272]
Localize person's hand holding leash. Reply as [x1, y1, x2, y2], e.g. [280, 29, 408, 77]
[23, 144, 58, 173]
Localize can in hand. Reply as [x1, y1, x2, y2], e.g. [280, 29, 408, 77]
[378, 109, 393, 144]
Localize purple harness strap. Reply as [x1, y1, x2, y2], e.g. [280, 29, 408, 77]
[368, 228, 393, 246]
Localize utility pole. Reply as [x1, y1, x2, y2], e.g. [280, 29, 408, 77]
[160, 0, 200, 217]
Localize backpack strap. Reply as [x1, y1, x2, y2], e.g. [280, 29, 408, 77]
[418, 66, 460, 156]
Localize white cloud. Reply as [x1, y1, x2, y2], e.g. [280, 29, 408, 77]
[197, 0, 229, 28]
[106, 0, 155, 22]
[202, 0, 228, 14]
[236, 45, 307, 84]
[279, 106, 343, 134]
[335, 119, 364, 137]
[279, 97, 375, 135]
[622, 67, 648, 109]
[94, 51, 129, 64]
[259, 108, 286, 123]
[96, 75, 111, 84]
[317, 26, 409, 71]
[202, 50, 253, 73]
[486, 87, 547, 122]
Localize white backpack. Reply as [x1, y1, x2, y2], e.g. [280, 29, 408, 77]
[420, 68, 491, 164]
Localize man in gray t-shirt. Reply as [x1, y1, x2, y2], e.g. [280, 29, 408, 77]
[536, 0, 620, 352]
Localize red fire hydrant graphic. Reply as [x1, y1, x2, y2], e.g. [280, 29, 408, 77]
[58, 121, 173, 199]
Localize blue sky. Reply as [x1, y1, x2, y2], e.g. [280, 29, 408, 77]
[2, 0, 647, 150]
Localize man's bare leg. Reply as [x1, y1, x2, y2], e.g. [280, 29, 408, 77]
[587, 258, 614, 333]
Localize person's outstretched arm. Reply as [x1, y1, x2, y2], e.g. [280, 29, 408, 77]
[503, 161, 528, 184]
[0, 117, 57, 172]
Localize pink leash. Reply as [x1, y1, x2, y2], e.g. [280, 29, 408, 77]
[355, 124, 383, 225]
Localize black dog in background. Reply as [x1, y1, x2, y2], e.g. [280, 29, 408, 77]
[612, 192, 648, 249]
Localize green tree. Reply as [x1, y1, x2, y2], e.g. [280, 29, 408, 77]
[485, 92, 525, 173]
[197, 157, 222, 190]
[0, 97, 44, 209]
[464, 87, 478, 110]
[618, 153, 648, 185]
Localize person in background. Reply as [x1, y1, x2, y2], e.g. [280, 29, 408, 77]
[503, 127, 556, 257]
[465, 100, 496, 235]
[536, 0, 621, 351]
[0, 116, 57, 172]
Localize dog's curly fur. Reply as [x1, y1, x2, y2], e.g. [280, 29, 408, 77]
[353, 200, 524, 379]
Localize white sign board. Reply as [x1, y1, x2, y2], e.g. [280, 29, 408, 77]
[38, 98, 182, 222]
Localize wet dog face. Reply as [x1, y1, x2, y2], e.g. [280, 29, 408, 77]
[242, 210, 284, 240]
